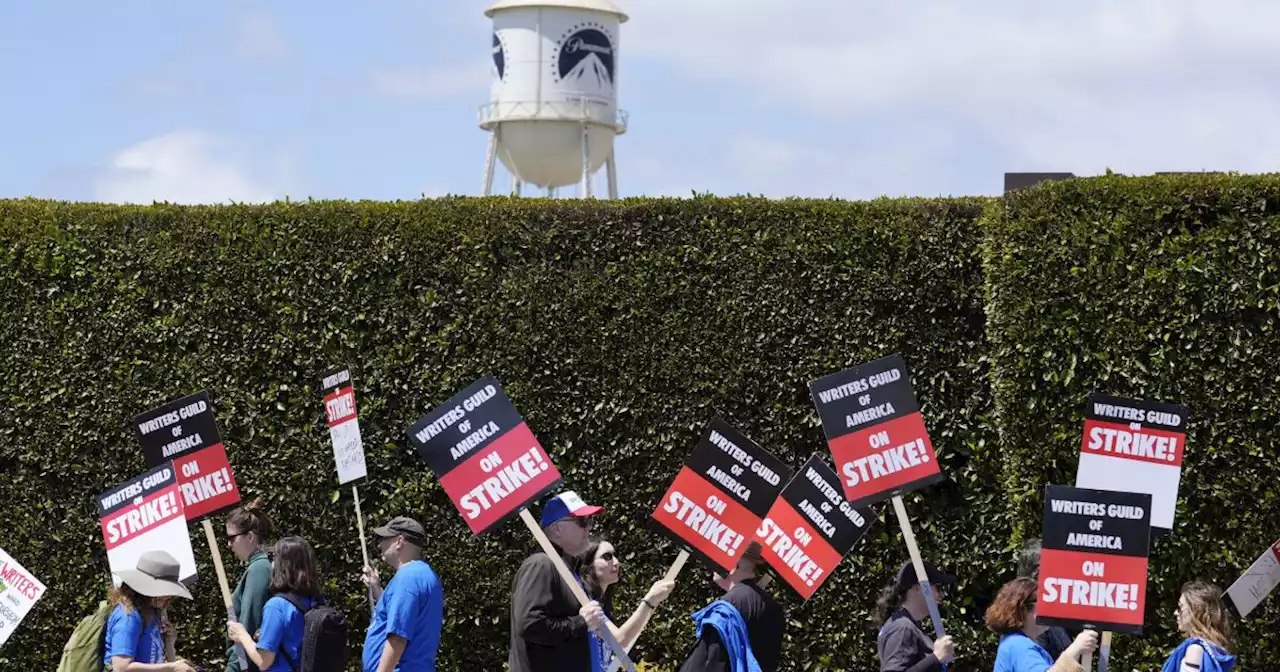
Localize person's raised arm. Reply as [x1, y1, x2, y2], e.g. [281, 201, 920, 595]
[513, 555, 593, 644]
[1048, 630, 1098, 672]
[612, 579, 675, 650]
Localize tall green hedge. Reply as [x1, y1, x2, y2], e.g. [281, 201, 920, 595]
[2, 178, 1278, 670]
[983, 174, 1280, 670]
[0, 196, 1004, 671]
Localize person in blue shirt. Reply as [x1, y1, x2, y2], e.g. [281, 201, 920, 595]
[1161, 581, 1237, 672]
[985, 577, 1097, 672]
[228, 536, 323, 672]
[361, 516, 445, 672]
[104, 550, 196, 672]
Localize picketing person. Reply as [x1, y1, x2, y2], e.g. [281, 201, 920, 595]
[1014, 539, 1071, 661]
[985, 577, 1098, 672]
[508, 491, 610, 672]
[361, 516, 445, 672]
[1161, 581, 1237, 672]
[227, 536, 325, 672]
[572, 535, 676, 669]
[225, 500, 275, 672]
[677, 541, 785, 672]
[104, 550, 197, 672]
[874, 560, 957, 672]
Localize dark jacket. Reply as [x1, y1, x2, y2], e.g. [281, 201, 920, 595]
[678, 579, 784, 672]
[226, 550, 271, 672]
[1037, 626, 1072, 662]
[877, 609, 941, 672]
[508, 545, 592, 672]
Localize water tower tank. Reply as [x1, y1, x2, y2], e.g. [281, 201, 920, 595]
[481, 0, 628, 195]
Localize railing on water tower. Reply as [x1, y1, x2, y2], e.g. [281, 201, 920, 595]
[478, 97, 628, 134]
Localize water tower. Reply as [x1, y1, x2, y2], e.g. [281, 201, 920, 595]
[480, 0, 628, 199]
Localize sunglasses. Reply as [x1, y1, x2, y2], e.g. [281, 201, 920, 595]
[227, 531, 248, 543]
[564, 516, 592, 529]
[598, 551, 616, 562]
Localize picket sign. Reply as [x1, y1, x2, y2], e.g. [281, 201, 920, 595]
[809, 355, 948, 635]
[406, 375, 636, 672]
[132, 390, 247, 670]
[320, 367, 374, 615]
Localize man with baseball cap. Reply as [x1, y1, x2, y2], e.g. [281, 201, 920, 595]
[678, 541, 785, 672]
[877, 560, 957, 672]
[361, 516, 444, 672]
[508, 491, 607, 672]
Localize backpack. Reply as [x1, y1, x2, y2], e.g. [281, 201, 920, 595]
[56, 600, 113, 672]
[276, 593, 348, 672]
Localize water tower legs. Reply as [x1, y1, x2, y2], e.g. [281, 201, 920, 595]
[606, 151, 618, 200]
[482, 132, 498, 197]
[580, 119, 594, 199]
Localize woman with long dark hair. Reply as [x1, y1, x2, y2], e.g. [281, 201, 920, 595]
[873, 561, 956, 672]
[1161, 581, 1237, 672]
[224, 500, 275, 672]
[103, 550, 196, 672]
[986, 577, 1097, 672]
[572, 536, 675, 670]
[228, 536, 323, 672]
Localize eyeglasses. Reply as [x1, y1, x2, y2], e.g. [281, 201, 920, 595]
[565, 517, 591, 529]
[227, 531, 248, 543]
[598, 551, 616, 562]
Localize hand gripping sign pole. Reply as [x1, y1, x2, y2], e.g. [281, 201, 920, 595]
[407, 375, 637, 672]
[809, 355, 949, 634]
[132, 390, 247, 669]
[320, 367, 374, 614]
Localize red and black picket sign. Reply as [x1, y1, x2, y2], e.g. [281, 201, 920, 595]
[406, 375, 563, 536]
[132, 390, 242, 521]
[96, 462, 198, 583]
[1036, 484, 1153, 635]
[808, 354, 943, 508]
[651, 419, 792, 573]
[1075, 392, 1189, 532]
[755, 454, 874, 600]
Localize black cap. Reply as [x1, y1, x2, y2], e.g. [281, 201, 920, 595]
[372, 516, 425, 546]
[894, 560, 956, 594]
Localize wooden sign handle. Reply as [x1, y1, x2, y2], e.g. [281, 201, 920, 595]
[352, 484, 375, 615]
[664, 549, 690, 583]
[202, 518, 247, 669]
[891, 495, 946, 639]
[1096, 631, 1112, 672]
[519, 509, 637, 672]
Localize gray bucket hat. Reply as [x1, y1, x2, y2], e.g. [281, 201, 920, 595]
[115, 550, 193, 599]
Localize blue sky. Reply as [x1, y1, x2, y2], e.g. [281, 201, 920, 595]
[3, 0, 1278, 204]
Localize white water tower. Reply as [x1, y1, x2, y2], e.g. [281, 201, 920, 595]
[481, 0, 628, 199]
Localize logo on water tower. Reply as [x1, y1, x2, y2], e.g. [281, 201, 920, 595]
[492, 32, 507, 81]
[553, 21, 615, 91]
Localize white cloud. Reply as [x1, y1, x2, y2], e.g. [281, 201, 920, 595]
[369, 63, 490, 101]
[624, 0, 1280, 181]
[93, 131, 287, 205]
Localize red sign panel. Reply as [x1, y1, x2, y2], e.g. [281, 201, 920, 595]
[407, 375, 564, 536]
[171, 444, 242, 521]
[653, 467, 759, 572]
[809, 354, 943, 507]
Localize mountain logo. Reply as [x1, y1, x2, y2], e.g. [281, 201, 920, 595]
[492, 32, 507, 80]
[553, 21, 615, 91]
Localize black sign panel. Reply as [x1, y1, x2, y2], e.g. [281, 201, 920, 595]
[1042, 485, 1152, 559]
[1084, 392, 1189, 430]
[780, 455, 874, 554]
[809, 354, 919, 442]
[406, 375, 527, 478]
[133, 390, 222, 467]
[682, 420, 793, 518]
[96, 463, 178, 517]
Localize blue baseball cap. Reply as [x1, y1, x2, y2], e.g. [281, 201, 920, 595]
[539, 491, 605, 528]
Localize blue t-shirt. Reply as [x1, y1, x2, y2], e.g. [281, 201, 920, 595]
[256, 594, 315, 672]
[103, 604, 166, 667]
[362, 560, 444, 672]
[994, 632, 1055, 672]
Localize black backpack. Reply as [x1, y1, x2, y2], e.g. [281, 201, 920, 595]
[275, 593, 348, 672]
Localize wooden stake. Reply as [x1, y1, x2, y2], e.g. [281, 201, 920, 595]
[757, 574, 773, 589]
[663, 549, 690, 583]
[1097, 631, 1112, 672]
[891, 495, 946, 639]
[519, 509, 637, 672]
[353, 484, 374, 615]
[202, 518, 247, 670]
